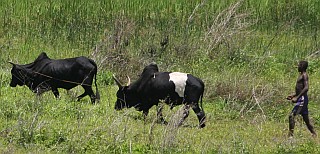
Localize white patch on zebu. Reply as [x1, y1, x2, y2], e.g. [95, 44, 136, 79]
[169, 72, 188, 97]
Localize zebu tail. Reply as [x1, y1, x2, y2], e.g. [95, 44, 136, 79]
[200, 94, 204, 111]
[200, 81, 205, 112]
[199, 80, 206, 128]
[94, 69, 100, 101]
[90, 59, 100, 101]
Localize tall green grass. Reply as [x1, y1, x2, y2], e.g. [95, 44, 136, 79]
[1, 0, 319, 47]
[1, 0, 319, 67]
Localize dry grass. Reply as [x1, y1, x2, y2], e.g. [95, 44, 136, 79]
[204, 0, 254, 59]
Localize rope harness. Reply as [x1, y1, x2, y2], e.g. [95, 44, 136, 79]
[33, 71, 93, 87]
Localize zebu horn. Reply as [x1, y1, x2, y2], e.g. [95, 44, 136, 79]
[8, 62, 15, 65]
[126, 76, 131, 86]
[112, 74, 123, 87]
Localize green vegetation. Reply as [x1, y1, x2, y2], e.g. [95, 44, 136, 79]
[1, 0, 320, 153]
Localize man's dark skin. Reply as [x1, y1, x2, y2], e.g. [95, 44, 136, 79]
[287, 61, 316, 137]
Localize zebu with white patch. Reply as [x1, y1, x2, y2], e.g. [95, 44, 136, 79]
[113, 63, 206, 128]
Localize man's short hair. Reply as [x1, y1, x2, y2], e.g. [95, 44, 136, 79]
[300, 60, 308, 70]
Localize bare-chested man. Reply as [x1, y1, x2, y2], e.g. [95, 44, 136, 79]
[286, 60, 316, 137]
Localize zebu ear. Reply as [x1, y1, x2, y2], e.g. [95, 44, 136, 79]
[113, 74, 123, 88]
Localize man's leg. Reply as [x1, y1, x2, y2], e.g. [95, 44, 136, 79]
[289, 112, 296, 137]
[288, 106, 301, 137]
[302, 114, 317, 136]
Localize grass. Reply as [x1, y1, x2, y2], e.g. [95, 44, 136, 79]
[1, 85, 320, 153]
[1, 0, 320, 153]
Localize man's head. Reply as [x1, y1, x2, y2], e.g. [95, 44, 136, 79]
[298, 60, 308, 72]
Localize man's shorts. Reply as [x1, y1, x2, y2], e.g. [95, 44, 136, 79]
[291, 95, 309, 115]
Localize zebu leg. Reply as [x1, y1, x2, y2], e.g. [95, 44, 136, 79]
[157, 103, 168, 124]
[191, 103, 206, 128]
[51, 88, 60, 99]
[142, 110, 149, 125]
[177, 104, 190, 127]
[77, 86, 96, 104]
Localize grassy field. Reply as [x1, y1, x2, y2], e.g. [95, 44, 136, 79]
[1, 85, 320, 153]
[1, 0, 320, 153]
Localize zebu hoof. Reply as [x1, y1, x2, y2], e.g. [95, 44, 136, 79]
[199, 123, 206, 128]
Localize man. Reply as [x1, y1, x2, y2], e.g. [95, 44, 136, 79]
[286, 60, 316, 137]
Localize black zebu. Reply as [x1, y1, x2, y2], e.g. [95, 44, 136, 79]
[113, 63, 206, 128]
[9, 52, 100, 104]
